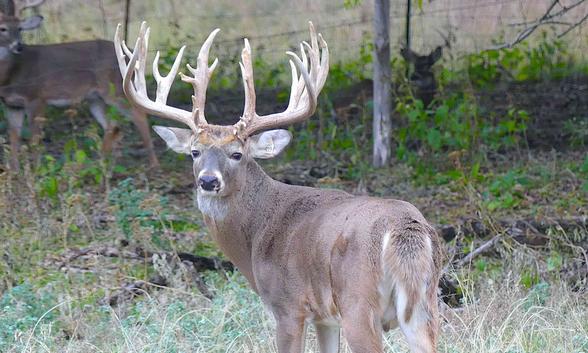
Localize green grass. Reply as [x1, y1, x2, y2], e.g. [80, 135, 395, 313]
[1, 269, 586, 352]
[1, 141, 587, 352]
[2, 17, 588, 351]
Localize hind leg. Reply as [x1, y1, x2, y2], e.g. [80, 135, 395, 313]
[316, 323, 340, 353]
[128, 107, 158, 168]
[5, 106, 25, 170]
[26, 100, 45, 144]
[88, 97, 120, 155]
[395, 283, 438, 353]
[340, 301, 384, 353]
[274, 315, 307, 353]
[107, 97, 158, 168]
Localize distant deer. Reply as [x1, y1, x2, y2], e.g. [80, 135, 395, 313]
[400, 43, 445, 107]
[116, 22, 443, 353]
[0, 0, 158, 169]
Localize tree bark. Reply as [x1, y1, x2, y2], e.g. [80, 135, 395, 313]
[373, 0, 392, 167]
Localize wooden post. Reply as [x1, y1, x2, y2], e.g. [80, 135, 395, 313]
[372, 0, 392, 167]
[405, 0, 411, 50]
[405, 0, 411, 78]
[124, 0, 131, 43]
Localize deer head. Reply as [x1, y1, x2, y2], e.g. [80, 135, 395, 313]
[114, 22, 328, 200]
[0, 0, 44, 54]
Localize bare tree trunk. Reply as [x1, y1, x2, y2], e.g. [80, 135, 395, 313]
[373, 0, 392, 167]
[124, 0, 131, 43]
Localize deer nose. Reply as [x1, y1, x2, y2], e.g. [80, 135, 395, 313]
[199, 175, 220, 191]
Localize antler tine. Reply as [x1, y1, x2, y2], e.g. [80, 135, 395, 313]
[114, 22, 198, 133]
[287, 42, 309, 109]
[153, 45, 186, 104]
[134, 23, 149, 97]
[15, 0, 44, 15]
[237, 38, 256, 129]
[180, 28, 220, 126]
[235, 21, 329, 138]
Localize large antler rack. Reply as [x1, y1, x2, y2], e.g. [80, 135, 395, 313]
[114, 21, 328, 139]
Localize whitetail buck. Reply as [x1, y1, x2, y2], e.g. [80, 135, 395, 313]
[0, 0, 158, 169]
[115, 22, 443, 353]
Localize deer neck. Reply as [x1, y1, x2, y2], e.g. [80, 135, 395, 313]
[0, 47, 16, 85]
[197, 161, 279, 289]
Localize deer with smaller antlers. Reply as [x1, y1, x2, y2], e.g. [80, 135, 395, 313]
[0, 0, 158, 169]
[115, 21, 443, 353]
[401, 32, 451, 107]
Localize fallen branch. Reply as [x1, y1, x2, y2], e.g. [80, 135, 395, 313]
[436, 216, 587, 245]
[52, 244, 234, 273]
[99, 275, 167, 306]
[454, 235, 502, 269]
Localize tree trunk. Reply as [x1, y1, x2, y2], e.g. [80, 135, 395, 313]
[372, 0, 392, 167]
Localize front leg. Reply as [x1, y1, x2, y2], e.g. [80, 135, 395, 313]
[5, 106, 25, 170]
[275, 315, 307, 353]
[316, 323, 340, 353]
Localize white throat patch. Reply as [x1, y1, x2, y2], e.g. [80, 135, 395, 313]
[196, 192, 229, 220]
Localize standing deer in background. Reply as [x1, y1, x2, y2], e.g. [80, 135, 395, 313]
[0, 0, 159, 169]
[400, 45, 443, 107]
[116, 21, 443, 353]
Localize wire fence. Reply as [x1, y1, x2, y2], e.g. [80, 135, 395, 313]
[19, 0, 586, 66]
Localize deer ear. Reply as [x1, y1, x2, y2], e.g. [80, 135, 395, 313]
[400, 47, 417, 63]
[153, 126, 193, 154]
[429, 46, 443, 64]
[20, 15, 43, 31]
[249, 129, 292, 159]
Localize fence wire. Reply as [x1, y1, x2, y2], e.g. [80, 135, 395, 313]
[14, 0, 588, 76]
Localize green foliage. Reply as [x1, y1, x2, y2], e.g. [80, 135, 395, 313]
[465, 34, 570, 87]
[323, 36, 372, 93]
[563, 116, 588, 148]
[523, 281, 550, 309]
[285, 103, 372, 180]
[580, 154, 588, 193]
[108, 178, 169, 243]
[34, 131, 107, 203]
[343, 0, 362, 9]
[520, 268, 541, 289]
[394, 93, 529, 183]
[483, 170, 530, 211]
[0, 283, 56, 351]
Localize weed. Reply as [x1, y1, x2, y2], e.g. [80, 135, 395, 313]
[465, 33, 571, 88]
[0, 283, 57, 351]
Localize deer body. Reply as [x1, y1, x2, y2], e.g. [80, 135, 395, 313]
[117, 22, 442, 353]
[202, 160, 442, 352]
[0, 1, 158, 168]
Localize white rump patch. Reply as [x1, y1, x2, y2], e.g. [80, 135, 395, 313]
[379, 231, 397, 326]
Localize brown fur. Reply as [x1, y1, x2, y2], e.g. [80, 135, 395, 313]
[181, 128, 443, 353]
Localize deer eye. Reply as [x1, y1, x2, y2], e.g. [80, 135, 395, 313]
[230, 152, 242, 161]
[0, 27, 7, 33]
[191, 150, 201, 159]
